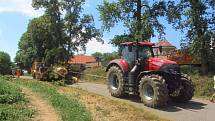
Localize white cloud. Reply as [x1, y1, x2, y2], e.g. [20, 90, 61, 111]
[0, 0, 44, 17]
[85, 38, 117, 55]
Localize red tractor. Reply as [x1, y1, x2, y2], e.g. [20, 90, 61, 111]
[106, 42, 194, 108]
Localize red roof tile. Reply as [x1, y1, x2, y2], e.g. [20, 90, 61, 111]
[121, 42, 155, 46]
[156, 40, 175, 47]
[68, 55, 96, 64]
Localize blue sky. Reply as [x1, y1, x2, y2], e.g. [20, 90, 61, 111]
[0, 0, 182, 61]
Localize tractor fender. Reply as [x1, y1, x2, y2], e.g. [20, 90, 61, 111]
[137, 70, 181, 82]
[106, 59, 129, 73]
[137, 71, 166, 82]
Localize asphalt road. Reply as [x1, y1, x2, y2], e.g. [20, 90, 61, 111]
[71, 82, 215, 121]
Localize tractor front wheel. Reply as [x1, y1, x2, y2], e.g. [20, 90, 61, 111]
[139, 75, 168, 107]
[170, 77, 194, 103]
[107, 66, 125, 97]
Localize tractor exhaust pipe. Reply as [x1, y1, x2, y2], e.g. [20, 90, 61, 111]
[128, 61, 141, 94]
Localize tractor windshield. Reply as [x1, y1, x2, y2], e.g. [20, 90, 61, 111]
[121, 45, 154, 65]
[138, 46, 154, 60]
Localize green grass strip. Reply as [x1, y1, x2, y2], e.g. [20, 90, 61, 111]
[15, 79, 91, 121]
[0, 76, 34, 121]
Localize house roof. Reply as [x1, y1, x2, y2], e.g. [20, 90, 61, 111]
[156, 40, 175, 47]
[121, 42, 155, 46]
[68, 55, 96, 64]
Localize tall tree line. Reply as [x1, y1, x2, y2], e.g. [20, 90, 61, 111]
[16, 0, 214, 74]
[16, 0, 101, 70]
[98, 0, 214, 75]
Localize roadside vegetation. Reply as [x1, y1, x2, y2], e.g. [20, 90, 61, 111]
[82, 67, 106, 84]
[0, 76, 34, 121]
[14, 77, 168, 121]
[59, 86, 169, 121]
[181, 65, 214, 99]
[14, 78, 91, 121]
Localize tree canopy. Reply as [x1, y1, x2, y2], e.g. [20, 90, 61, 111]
[166, 0, 215, 74]
[16, 0, 102, 69]
[98, 0, 167, 43]
[91, 52, 120, 62]
[0, 51, 12, 75]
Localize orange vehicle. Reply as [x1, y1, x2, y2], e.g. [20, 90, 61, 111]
[167, 49, 201, 65]
[31, 61, 48, 80]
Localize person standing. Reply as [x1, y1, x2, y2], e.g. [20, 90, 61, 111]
[17, 67, 21, 78]
[12, 68, 15, 78]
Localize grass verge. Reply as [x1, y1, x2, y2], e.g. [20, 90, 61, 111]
[15, 79, 91, 121]
[191, 74, 214, 99]
[181, 65, 214, 99]
[0, 76, 34, 121]
[82, 67, 106, 84]
[59, 86, 169, 121]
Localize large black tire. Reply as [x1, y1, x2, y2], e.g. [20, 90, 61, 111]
[107, 66, 125, 97]
[170, 77, 194, 103]
[139, 75, 168, 108]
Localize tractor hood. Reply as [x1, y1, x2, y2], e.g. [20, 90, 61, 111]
[145, 57, 177, 71]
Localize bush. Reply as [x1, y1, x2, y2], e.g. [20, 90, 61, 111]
[0, 51, 12, 75]
[191, 74, 214, 98]
[180, 65, 200, 74]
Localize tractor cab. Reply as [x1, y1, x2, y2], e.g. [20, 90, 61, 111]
[120, 42, 155, 66]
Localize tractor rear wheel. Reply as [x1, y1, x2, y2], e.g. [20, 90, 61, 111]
[170, 77, 194, 103]
[139, 75, 168, 107]
[107, 66, 125, 97]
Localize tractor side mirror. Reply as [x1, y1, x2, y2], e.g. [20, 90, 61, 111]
[128, 45, 132, 52]
[159, 46, 162, 54]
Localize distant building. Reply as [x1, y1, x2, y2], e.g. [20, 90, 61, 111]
[68, 55, 100, 68]
[155, 40, 176, 55]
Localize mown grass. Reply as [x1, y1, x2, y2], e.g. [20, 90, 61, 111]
[59, 87, 170, 121]
[82, 67, 106, 84]
[15, 79, 91, 121]
[0, 75, 34, 121]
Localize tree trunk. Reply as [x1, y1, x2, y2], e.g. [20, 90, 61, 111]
[201, 41, 209, 75]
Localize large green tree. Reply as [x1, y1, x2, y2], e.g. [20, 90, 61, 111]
[16, 0, 101, 68]
[0, 51, 11, 75]
[62, 0, 102, 61]
[15, 31, 35, 70]
[15, 15, 62, 68]
[167, 0, 215, 74]
[98, 0, 167, 44]
[32, 0, 67, 65]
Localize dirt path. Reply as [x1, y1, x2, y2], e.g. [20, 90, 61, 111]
[22, 88, 60, 121]
[71, 82, 215, 121]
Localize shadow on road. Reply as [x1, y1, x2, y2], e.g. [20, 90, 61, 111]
[159, 100, 207, 112]
[122, 95, 207, 112]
